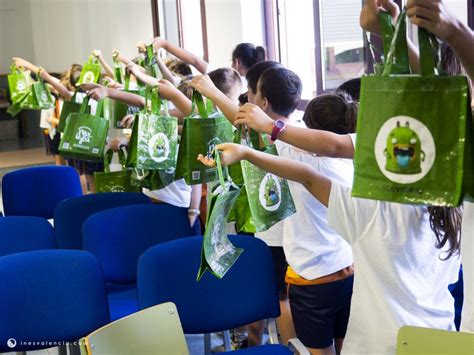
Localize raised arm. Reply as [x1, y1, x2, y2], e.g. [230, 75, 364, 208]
[198, 143, 332, 207]
[92, 50, 115, 78]
[360, 0, 420, 73]
[126, 62, 160, 86]
[234, 103, 355, 159]
[81, 83, 145, 108]
[407, 0, 474, 82]
[137, 41, 176, 83]
[13, 57, 73, 100]
[153, 37, 209, 74]
[188, 75, 240, 125]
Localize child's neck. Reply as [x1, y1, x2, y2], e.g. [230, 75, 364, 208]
[267, 111, 289, 122]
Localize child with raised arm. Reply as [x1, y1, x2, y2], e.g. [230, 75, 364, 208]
[199, 126, 461, 354]
[404, 0, 474, 335]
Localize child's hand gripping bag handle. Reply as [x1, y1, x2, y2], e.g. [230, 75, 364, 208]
[382, 8, 438, 77]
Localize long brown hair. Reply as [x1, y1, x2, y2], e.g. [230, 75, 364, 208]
[428, 206, 462, 259]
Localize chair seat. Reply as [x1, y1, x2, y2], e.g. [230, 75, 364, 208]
[224, 344, 293, 354]
[106, 283, 138, 321]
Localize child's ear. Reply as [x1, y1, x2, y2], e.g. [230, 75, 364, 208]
[262, 97, 269, 111]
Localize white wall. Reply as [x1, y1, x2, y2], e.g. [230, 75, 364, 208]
[1, 0, 153, 74]
[204, 0, 265, 68]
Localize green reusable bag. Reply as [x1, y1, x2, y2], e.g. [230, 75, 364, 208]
[58, 92, 91, 133]
[197, 151, 243, 280]
[7, 74, 53, 116]
[94, 149, 140, 193]
[175, 90, 234, 185]
[59, 100, 109, 162]
[241, 133, 297, 232]
[228, 128, 256, 233]
[352, 10, 474, 206]
[77, 55, 102, 85]
[113, 54, 124, 84]
[126, 86, 178, 190]
[126, 86, 178, 170]
[7, 64, 32, 103]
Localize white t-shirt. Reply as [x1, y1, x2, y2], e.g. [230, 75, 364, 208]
[461, 200, 474, 333]
[327, 183, 460, 355]
[278, 140, 353, 279]
[143, 179, 191, 208]
[254, 117, 304, 247]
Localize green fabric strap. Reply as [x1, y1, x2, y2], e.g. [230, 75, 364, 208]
[379, 11, 394, 62]
[418, 27, 438, 76]
[79, 96, 90, 114]
[95, 99, 104, 117]
[214, 149, 226, 188]
[124, 72, 131, 91]
[382, 9, 410, 76]
[191, 90, 213, 118]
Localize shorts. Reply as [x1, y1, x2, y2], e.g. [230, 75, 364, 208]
[67, 159, 104, 176]
[43, 130, 61, 155]
[289, 275, 354, 349]
[269, 246, 288, 294]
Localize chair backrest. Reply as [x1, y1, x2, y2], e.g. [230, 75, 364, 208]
[396, 326, 474, 354]
[83, 204, 196, 284]
[0, 216, 56, 257]
[137, 235, 280, 334]
[54, 192, 151, 249]
[0, 250, 110, 352]
[80, 302, 189, 355]
[2, 166, 82, 218]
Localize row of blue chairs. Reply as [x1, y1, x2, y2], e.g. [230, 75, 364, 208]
[0, 237, 292, 354]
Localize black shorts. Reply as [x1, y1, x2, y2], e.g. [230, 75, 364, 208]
[43, 130, 61, 155]
[67, 159, 104, 176]
[289, 275, 354, 349]
[269, 246, 288, 294]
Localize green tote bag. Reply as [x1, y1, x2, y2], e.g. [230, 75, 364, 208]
[59, 99, 109, 162]
[197, 151, 243, 280]
[240, 133, 297, 232]
[58, 92, 91, 133]
[7, 65, 32, 103]
[352, 10, 474, 206]
[77, 55, 102, 85]
[175, 90, 234, 185]
[94, 149, 140, 193]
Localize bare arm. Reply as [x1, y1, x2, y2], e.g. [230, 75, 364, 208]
[127, 62, 160, 86]
[13, 57, 73, 100]
[188, 75, 239, 125]
[156, 56, 176, 84]
[81, 83, 145, 108]
[154, 37, 209, 74]
[188, 184, 202, 226]
[198, 143, 332, 207]
[92, 50, 115, 78]
[233, 103, 355, 159]
[407, 0, 474, 82]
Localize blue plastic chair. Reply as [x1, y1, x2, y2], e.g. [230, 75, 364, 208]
[2, 166, 82, 218]
[83, 204, 198, 322]
[0, 250, 110, 353]
[0, 216, 56, 257]
[137, 235, 295, 354]
[54, 192, 150, 249]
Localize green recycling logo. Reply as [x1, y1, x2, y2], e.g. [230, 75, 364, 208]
[375, 116, 435, 184]
[259, 173, 281, 211]
[75, 126, 92, 145]
[148, 132, 170, 163]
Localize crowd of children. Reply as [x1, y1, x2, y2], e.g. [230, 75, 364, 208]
[8, 0, 474, 354]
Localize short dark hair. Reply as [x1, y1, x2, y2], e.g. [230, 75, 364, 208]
[208, 68, 242, 98]
[258, 67, 302, 117]
[303, 92, 357, 134]
[232, 43, 266, 70]
[245, 61, 282, 94]
[335, 77, 361, 102]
